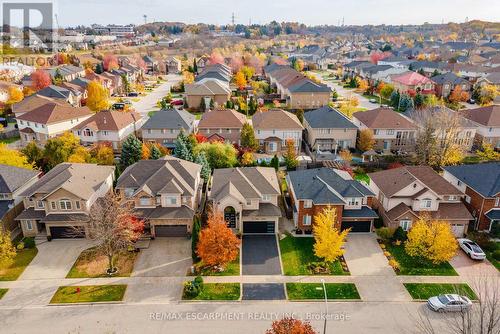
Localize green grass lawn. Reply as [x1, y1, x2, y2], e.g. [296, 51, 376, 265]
[66, 248, 138, 278]
[0, 289, 8, 300]
[404, 283, 477, 300]
[0, 248, 38, 281]
[485, 242, 499, 271]
[286, 283, 360, 300]
[189, 112, 204, 120]
[182, 283, 240, 301]
[354, 172, 370, 184]
[50, 285, 127, 304]
[384, 243, 457, 276]
[279, 236, 348, 276]
[0, 136, 20, 144]
[196, 252, 240, 276]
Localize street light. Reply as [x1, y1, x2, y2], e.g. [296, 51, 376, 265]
[315, 279, 328, 334]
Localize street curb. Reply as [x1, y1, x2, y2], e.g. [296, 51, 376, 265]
[48, 301, 124, 306]
[288, 299, 362, 302]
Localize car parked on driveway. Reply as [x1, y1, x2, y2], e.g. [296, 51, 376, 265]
[457, 238, 486, 260]
[427, 294, 472, 312]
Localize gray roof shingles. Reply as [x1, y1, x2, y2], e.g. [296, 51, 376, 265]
[141, 108, 195, 130]
[443, 163, 500, 197]
[304, 106, 358, 129]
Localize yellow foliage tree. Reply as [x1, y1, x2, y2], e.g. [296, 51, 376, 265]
[339, 104, 357, 119]
[480, 85, 498, 106]
[339, 149, 352, 163]
[92, 144, 115, 165]
[0, 230, 16, 267]
[476, 142, 500, 161]
[0, 144, 33, 169]
[7, 86, 24, 104]
[68, 146, 91, 163]
[404, 218, 458, 264]
[235, 71, 247, 90]
[86, 80, 110, 112]
[357, 79, 369, 93]
[357, 129, 375, 152]
[241, 151, 254, 166]
[182, 71, 195, 84]
[141, 143, 151, 160]
[313, 207, 349, 263]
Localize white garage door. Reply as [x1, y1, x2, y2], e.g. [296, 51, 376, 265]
[451, 224, 465, 237]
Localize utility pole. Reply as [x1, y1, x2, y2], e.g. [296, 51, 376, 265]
[342, 17, 345, 27]
[231, 12, 235, 26]
[143, 15, 147, 25]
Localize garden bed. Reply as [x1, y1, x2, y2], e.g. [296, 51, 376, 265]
[182, 283, 240, 301]
[50, 285, 127, 304]
[379, 240, 457, 276]
[286, 283, 360, 300]
[279, 236, 349, 276]
[66, 248, 138, 278]
[403, 283, 477, 300]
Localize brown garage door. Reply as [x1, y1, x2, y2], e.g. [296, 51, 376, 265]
[155, 225, 188, 237]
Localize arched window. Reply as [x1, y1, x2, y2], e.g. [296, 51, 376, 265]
[83, 128, 93, 136]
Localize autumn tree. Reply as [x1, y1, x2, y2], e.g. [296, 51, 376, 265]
[405, 217, 458, 264]
[283, 139, 298, 170]
[0, 230, 16, 268]
[241, 151, 254, 166]
[240, 122, 259, 151]
[42, 132, 81, 170]
[339, 103, 357, 119]
[0, 144, 33, 169]
[380, 84, 394, 100]
[103, 54, 119, 71]
[92, 144, 115, 165]
[86, 193, 144, 274]
[6, 86, 23, 105]
[194, 142, 238, 169]
[235, 71, 247, 90]
[266, 318, 317, 334]
[120, 135, 143, 169]
[448, 86, 469, 104]
[21, 141, 44, 169]
[86, 80, 110, 112]
[339, 149, 352, 163]
[313, 207, 349, 264]
[476, 142, 500, 161]
[479, 84, 498, 106]
[209, 51, 224, 65]
[182, 71, 195, 84]
[196, 210, 240, 270]
[68, 146, 91, 163]
[357, 79, 369, 93]
[357, 129, 376, 152]
[30, 69, 51, 91]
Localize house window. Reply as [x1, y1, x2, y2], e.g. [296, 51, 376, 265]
[387, 129, 394, 135]
[457, 180, 462, 186]
[36, 200, 44, 209]
[59, 199, 72, 210]
[77, 130, 81, 135]
[303, 215, 312, 226]
[400, 220, 412, 231]
[50, 201, 56, 210]
[125, 188, 135, 197]
[465, 195, 471, 203]
[139, 197, 150, 206]
[303, 200, 312, 208]
[262, 194, 271, 202]
[420, 198, 432, 209]
[448, 195, 457, 201]
[83, 128, 93, 136]
[148, 129, 152, 134]
[167, 196, 177, 205]
[102, 131, 109, 136]
[25, 220, 33, 231]
[246, 200, 252, 205]
[75, 201, 81, 210]
[374, 129, 380, 135]
[347, 198, 359, 206]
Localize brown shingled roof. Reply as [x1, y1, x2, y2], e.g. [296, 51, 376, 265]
[73, 110, 141, 131]
[198, 109, 246, 129]
[252, 109, 303, 130]
[353, 107, 416, 129]
[461, 105, 500, 127]
[17, 102, 92, 124]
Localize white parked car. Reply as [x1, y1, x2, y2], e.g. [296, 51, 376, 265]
[427, 294, 472, 312]
[457, 238, 486, 260]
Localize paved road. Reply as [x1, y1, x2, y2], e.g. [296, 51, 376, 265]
[132, 74, 182, 116]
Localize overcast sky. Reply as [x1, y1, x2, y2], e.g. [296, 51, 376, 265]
[36, 0, 500, 27]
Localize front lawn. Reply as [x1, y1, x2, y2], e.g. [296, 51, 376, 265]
[50, 285, 127, 304]
[0, 248, 38, 281]
[404, 283, 477, 300]
[353, 172, 370, 184]
[0, 289, 8, 299]
[66, 248, 138, 278]
[279, 236, 349, 276]
[0, 136, 20, 144]
[485, 242, 499, 271]
[286, 283, 360, 300]
[383, 243, 457, 276]
[182, 283, 240, 301]
[194, 251, 240, 276]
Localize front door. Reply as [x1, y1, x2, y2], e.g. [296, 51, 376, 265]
[224, 207, 237, 228]
[383, 140, 391, 150]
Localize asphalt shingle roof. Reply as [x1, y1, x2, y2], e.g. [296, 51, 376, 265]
[443, 163, 500, 197]
[0, 164, 40, 193]
[141, 108, 195, 130]
[304, 106, 358, 129]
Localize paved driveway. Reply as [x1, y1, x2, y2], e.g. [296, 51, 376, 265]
[343, 234, 410, 302]
[131, 238, 191, 277]
[20, 239, 92, 280]
[242, 284, 285, 300]
[242, 235, 282, 275]
[450, 250, 499, 277]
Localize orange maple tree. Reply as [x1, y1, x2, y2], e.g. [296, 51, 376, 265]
[30, 69, 51, 91]
[196, 210, 240, 269]
[103, 54, 119, 71]
[266, 318, 317, 334]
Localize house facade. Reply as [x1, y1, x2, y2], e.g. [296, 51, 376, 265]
[208, 167, 281, 234]
[252, 109, 303, 154]
[15, 163, 115, 239]
[165, 57, 181, 74]
[141, 108, 196, 149]
[391, 71, 435, 95]
[431, 72, 471, 98]
[443, 163, 500, 233]
[460, 105, 500, 149]
[185, 80, 231, 111]
[197, 109, 246, 144]
[303, 106, 358, 151]
[287, 167, 377, 233]
[116, 157, 202, 237]
[72, 110, 143, 151]
[369, 166, 473, 237]
[352, 107, 417, 153]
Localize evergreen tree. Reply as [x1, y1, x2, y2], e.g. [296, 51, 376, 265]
[191, 215, 201, 261]
[195, 152, 211, 181]
[414, 93, 424, 109]
[95, 63, 104, 74]
[390, 90, 400, 109]
[270, 155, 279, 171]
[295, 109, 304, 124]
[240, 123, 259, 151]
[209, 98, 214, 109]
[150, 145, 161, 160]
[120, 135, 142, 169]
[399, 94, 414, 112]
[417, 68, 425, 76]
[193, 58, 198, 73]
[174, 131, 193, 161]
[199, 97, 206, 111]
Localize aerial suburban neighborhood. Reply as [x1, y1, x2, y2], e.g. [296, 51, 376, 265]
[0, 1, 499, 333]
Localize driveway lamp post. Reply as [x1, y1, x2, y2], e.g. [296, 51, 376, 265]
[316, 278, 328, 334]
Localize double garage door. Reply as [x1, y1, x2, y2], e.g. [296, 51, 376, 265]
[340, 221, 372, 233]
[243, 221, 275, 234]
[155, 225, 188, 237]
[49, 226, 85, 239]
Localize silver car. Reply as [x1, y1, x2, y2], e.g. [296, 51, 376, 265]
[457, 238, 486, 260]
[427, 294, 472, 312]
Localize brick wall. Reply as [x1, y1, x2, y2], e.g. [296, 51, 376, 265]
[465, 186, 498, 231]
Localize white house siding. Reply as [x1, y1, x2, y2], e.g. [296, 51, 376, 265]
[255, 129, 302, 151]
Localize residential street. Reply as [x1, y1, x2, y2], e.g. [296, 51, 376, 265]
[132, 74, 182, 116]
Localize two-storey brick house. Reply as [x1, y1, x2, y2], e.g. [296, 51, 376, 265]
[197, 109, 247, 144]
[252, 109, 303, 154]
[115, 157, 202, 237]
[15, 163, 115, 239]
[287, 168, 378, 233]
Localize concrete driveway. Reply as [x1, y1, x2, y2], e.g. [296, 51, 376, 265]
[131, 238, 192, 277]
[450, 250, 499, 277]
[19, 239, 92, 280]
[343, 234, 410, 302]
[242, 235, 282, 275]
